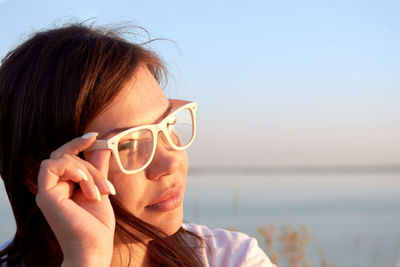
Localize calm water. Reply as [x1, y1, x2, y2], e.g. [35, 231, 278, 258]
[1, 172, 399, 266]
[183, 172, 400, 267]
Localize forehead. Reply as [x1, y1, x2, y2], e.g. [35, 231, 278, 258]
[85, 66, 169, 136]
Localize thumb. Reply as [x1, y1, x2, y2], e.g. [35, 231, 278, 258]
[89, 149, 111, 178]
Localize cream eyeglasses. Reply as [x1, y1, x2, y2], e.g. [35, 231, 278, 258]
[86, 100, 197, 174]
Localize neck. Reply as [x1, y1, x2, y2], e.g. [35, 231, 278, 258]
[111, 240, 148, 267]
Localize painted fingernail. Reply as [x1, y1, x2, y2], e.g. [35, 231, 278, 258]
[77, 169, 88, 181]
[94, 185, 101, 201]
[105, 180, 116, 195]
[82, 132, 99, 139]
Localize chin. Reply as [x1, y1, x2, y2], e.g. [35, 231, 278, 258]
[153, 204, 184, 236]
[132, 204, 184, 244]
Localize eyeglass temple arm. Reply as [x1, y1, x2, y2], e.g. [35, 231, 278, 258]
[85, 140, 110, 152]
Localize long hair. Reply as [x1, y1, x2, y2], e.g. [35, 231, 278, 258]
[0, 23, 203, 266]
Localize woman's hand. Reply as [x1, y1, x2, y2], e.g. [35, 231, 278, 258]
[35, 132, 116, 267]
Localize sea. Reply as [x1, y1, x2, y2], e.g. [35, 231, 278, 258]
[1, 170, 399, 267]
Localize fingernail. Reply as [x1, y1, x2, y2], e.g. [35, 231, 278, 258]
[94, 185, 101, 201]
[105, 180, 116, 195]
[77, 169, 88, 181]
[82, 132, 99, 139]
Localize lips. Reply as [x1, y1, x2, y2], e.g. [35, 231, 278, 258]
[145, 183, 183, 212]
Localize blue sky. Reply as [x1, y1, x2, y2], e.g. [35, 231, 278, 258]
[0, 0, 399, 166]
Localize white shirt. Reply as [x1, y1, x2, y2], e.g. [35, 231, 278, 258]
[182, 223, 277, 267]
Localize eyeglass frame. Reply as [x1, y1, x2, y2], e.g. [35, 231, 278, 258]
[86, 99, 197, 174]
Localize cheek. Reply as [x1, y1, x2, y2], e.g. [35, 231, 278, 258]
[180, 150, 189, 171]
[108, 170, 147, 215]
[107, 152, 122, 174]
[182, 151, 189, 187]
[107, 149, 188, 215]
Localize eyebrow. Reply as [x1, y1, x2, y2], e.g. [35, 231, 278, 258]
[98, 103, 173, 139]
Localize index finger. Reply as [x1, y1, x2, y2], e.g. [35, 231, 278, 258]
[50, 132, 99, 159]
[88, 149, 111, 178]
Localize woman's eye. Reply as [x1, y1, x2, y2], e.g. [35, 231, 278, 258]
[167, 117, 177, 132]
[167, 117, 177, 126]
[118, 138, 152, 151]
[118, 139, 136, 151]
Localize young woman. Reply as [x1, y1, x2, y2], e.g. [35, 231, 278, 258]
[0, 23, 276, 266]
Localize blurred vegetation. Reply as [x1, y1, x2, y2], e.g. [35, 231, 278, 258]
[257, 224, 337, 267]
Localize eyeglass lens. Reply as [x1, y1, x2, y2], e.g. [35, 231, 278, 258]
[117, 107, 194, 172]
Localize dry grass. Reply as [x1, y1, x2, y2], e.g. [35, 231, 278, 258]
[257, 224, 336, 267]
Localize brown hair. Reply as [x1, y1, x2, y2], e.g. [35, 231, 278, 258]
[0, 23, 203, 266]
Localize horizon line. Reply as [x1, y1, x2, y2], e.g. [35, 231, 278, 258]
[188, 164, 400, 175]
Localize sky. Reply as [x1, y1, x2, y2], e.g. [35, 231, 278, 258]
[0, 0, 399, 167]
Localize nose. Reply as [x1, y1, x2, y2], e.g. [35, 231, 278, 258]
[145, 132, 181, 180]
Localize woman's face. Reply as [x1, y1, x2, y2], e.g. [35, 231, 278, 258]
[85, 66, 188, 241]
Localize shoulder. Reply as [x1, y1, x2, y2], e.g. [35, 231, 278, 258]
[0, 239, 13, 267]
[182, 223, 277, 267]
[0, 239, 11, 251]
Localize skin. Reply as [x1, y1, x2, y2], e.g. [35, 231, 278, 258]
[36, 66, 188, 267]
[86, 65, 189, 264]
